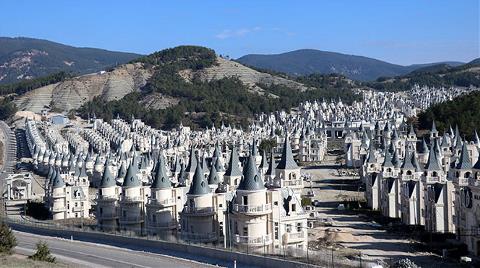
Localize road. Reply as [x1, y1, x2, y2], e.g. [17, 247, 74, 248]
[14, 231, 219, 268]
[0, 120, 16, 195]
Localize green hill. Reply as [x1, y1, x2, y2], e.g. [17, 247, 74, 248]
[0, 37, 141, 84]
[77, 46, 360, 129]
[418, 90, 480, 139]
[236, 49, 464, 81]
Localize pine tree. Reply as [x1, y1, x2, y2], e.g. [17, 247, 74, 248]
[0, 222, 17, 254]
[29, 241, 55, 263]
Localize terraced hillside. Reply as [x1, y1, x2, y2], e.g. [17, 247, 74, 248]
[14, 63, 153, 112]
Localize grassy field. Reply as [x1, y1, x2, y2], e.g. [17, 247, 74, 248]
[0, 254, 70, 268]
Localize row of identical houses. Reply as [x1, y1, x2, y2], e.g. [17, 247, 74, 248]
[360, 121, 480, 256]
[94, 136, 307, 251]
[25, 117, 308, 252]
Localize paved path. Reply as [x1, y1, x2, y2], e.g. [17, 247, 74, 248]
[14, 231, 220, 268]
[0, 120, 16, 196]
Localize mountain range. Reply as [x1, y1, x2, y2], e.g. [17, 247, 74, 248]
[236, 49, 465, 81]
[0, 37, 141, 84]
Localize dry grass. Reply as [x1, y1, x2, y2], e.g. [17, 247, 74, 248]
[0, 254, 70, 268]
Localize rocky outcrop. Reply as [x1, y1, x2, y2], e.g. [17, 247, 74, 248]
[15, 63, 153, 113]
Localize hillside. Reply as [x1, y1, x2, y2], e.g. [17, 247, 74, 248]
[236, 49, 464, 81]
[76, 46, 360, 129]
[365, 59, 480, 91]
[417, 90, 480, 139]
[0, 37, 141, 84]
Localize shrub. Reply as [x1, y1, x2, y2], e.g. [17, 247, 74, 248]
[29, 241, 55, 263]
[0, 222, 17, 254]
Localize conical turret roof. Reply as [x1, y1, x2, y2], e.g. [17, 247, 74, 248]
[187, 158, 210, 195]
[238, 154, 265, 191]
[208, 164, 220, 185]
[123, 156, 141, 187]
[225, 145, 242, 176]
[277, 135, 298, 170]
[100, 160, 116, 188]
[151, 153, 171, 189]
[52, 168, 65, 188]
[456, 141, 472, 170]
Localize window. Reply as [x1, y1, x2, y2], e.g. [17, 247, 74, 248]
[292, 204, 296, 212]
[296, 223, 302, 232]
[99, 208, 103, 215]
[274, 201, 278, 206]
[274, 227, 279, 239]
[243, 226, 248, 236]
[242, 196, 248, 205]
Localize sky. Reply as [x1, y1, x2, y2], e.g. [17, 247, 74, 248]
[1, 0, 479, 65]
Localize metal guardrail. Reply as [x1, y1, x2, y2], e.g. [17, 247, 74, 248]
[1, 216, 374, 268]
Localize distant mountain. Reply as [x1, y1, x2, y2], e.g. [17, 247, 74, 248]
[237, 49, 465, 81]
[0, 37, 142, 84]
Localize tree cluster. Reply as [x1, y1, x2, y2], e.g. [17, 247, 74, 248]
[418, 91, 480, 139]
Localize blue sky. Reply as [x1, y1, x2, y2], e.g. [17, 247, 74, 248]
[1, 0, 478, 65]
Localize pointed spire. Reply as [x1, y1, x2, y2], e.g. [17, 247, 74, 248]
[225, 145, 242, 176]
[456, 141, 472, 170]
[259, 150, 268, 170]
[52, 168, 65, 188]
[266, 150, 276, 176]
[177, 162, 187, 187]
[276, 135, 298, 169]
[122, 157, 141, 187]
[238, 154, 265, 191]
[187, 157, 210, 195]
[151, 153, 171, 189]
[208, 164, 220, 185]
[425, 146, 441, 171]
[251, 139, 258, 156]
[100, 160, 116, 188]
[117, 162, 127, 180]
[383, 148, 394, 167]
[366, 141, 377, 164]
[185, 147, 197, 173]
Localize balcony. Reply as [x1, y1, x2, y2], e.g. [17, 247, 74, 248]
[146, 198, 176, 208]
[232, 203, 272, 215]
[181, 232, 217, 243]
[284, 231, 306, 243]
[182, 206, 215, 216]
[119, 216, 144, 224]
[120, 196, 144, 204]
[382, 171, 395, 178]
[97, 212, 118, 219]
[402, 175, 416, 181]
[97, 195, 118, 203]
[234, 234, 272, 246]
[72, 206, 84, 212]
[282, 179, 303, 187]
[52, 206, 66, 212]
[147, 220, 178, 229]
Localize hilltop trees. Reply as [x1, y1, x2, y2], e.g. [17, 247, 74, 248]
[418, 91, 480, 139]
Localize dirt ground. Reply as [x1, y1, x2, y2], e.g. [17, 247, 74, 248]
[302, 165, 460, 267]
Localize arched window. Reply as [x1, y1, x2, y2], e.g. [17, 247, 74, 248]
[406, 170, 412, 176]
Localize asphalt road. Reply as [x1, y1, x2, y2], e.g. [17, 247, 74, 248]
[14, 231, 219, 268]
[0, 120, 16, 195]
